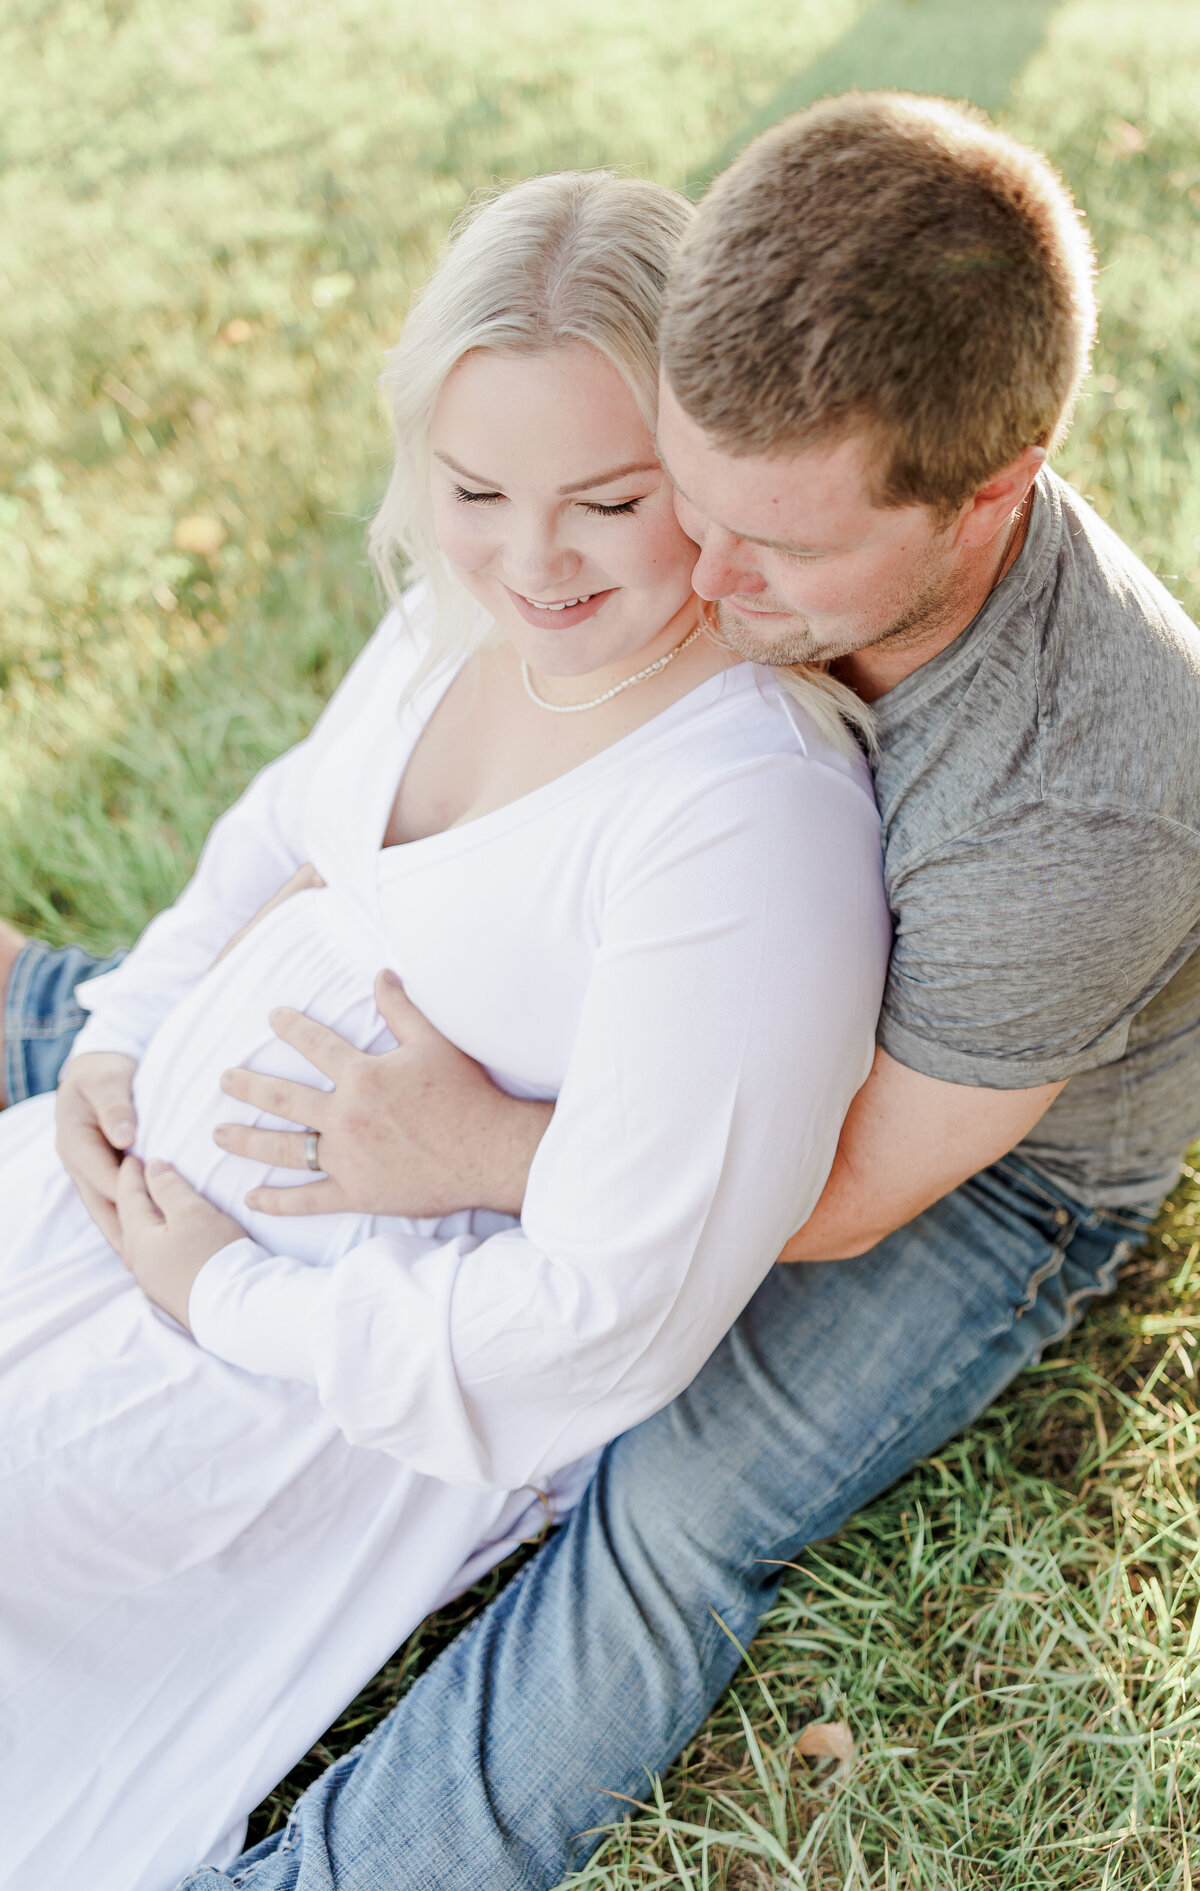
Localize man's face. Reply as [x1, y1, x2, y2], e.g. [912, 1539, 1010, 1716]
[657, 377, 969, 670]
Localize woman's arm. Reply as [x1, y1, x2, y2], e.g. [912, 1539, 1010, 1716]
[57, 609, 414, 1247]
[186, 755, 890, 1489]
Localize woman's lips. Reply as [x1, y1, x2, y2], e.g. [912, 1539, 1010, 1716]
[504, 586, 615, 629]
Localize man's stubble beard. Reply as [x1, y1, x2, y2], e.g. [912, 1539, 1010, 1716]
[710, 540, 970, 672]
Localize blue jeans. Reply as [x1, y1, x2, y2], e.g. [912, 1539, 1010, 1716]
[5, 942, 1158, 1891]
[3, 939, 127, 1105]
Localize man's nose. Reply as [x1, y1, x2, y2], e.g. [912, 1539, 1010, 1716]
[689, 526, 765, 602]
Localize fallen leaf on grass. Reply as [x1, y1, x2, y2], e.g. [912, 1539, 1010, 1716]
[794, 1720, 856, 1771]
[173, 515, 227, 557]
[1110, 119, 1148, 157]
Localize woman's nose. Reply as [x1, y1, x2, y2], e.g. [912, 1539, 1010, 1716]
[505, 520, 579, 597]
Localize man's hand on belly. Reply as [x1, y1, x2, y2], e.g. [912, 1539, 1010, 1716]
[213, 969, 552, 1220]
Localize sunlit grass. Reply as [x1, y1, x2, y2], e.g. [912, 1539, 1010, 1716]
[562, 1210, 1200, 1886]
[4, 0, 1200, 1881]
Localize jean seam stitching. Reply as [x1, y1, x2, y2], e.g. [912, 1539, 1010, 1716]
[5, 942, 43, 1105]
[991, 1155, 1072, 1211]
[1016, 1242, 1070, 1317]
[1051, 1239, 1132, 1342]
[11, 1010, 89, 1041]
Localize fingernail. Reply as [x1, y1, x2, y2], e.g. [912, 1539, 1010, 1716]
[268, 1006, 293, 1025]
[112, 1119, 135, 1141]
[245, 1192, 263, 1210]
[145, 1159, 171, 1177]
[380, 968, 401, 988]
[212, 1127, 229, 1147]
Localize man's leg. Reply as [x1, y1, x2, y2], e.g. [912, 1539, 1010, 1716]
[0, 932, 127, 1109]
[181, 1156, 1152, 1891]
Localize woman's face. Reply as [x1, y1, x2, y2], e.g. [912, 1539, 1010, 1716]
[430, 343, 698, 678]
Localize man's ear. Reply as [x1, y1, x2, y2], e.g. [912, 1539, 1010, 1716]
[955, 445, 1046, 548]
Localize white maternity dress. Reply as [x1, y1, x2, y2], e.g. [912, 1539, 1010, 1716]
[0, 594, 889, 1890]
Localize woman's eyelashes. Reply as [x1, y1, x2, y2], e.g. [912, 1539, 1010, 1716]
[451, 484, 643, 518]
[453, 484, 503, 505]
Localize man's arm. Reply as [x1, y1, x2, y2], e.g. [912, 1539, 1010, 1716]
[221, 1008, 1062, 1255]
[780, 1047, 1065, 1262]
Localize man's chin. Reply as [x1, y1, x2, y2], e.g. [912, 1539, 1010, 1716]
[714, 600, 828, 668]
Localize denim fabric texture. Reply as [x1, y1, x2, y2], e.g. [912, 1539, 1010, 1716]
[3, 939, 128, 1105]
[2, 944, 1157, 1891]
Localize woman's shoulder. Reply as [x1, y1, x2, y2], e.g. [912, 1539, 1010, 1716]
[600, 665, 880, 884]
[648, 663, 876, 801]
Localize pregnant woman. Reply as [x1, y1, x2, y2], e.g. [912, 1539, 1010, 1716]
[0, 171, 888, 1889]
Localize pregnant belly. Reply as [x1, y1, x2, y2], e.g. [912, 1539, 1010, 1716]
[131, 888, 414, 1265]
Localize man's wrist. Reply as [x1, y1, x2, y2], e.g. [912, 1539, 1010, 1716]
[483, 1097, 553, 1217]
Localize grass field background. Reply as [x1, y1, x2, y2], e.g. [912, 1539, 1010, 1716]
[3, 0, 1200, 1882]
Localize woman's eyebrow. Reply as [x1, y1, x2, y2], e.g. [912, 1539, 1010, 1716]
[434, 451, 500, 486]
[433, 451, 660, 495]
[557, 460, 660, 495]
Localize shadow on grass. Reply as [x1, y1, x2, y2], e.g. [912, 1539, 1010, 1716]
[689, 0, 1064, 193]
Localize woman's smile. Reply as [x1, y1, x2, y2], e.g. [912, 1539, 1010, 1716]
[503, 585, 615, 629]
[430, 345, 700, 680]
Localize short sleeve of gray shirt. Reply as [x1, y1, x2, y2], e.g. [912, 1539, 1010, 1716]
[868, 471, 1200, 1205]
[879, 800, 1200, 1086]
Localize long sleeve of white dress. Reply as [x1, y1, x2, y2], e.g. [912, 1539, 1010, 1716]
[183, 733, 889, 1492]
[69, 610, 409, 1065]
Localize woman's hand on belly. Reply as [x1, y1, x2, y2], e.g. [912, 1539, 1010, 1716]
[56, 1052, 140, 1249]
[116, 1155, 246, 1332]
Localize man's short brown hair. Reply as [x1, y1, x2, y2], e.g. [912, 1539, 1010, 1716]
[660, 92, 1097, 515]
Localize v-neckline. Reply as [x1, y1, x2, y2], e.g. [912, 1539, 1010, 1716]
[377, 657, 754, 871]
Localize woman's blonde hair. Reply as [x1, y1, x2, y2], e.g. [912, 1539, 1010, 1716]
[369, 169, 873, 759]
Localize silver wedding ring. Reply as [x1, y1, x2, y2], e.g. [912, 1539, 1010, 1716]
[304, 1130, 321, 1173]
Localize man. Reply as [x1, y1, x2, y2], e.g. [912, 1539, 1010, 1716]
[4, 92, 1198, 1890]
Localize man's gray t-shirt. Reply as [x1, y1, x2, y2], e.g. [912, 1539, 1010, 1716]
[871, 468, 1200, 1208]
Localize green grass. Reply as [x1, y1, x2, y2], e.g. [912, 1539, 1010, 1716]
[4, 0, 1200, 1881]
[562, 1215, 1200, 1888]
